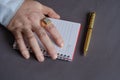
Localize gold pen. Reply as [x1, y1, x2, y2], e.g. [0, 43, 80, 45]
[83, 12, 96, 56]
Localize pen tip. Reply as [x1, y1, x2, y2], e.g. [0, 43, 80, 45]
[83, 51, 87, 56]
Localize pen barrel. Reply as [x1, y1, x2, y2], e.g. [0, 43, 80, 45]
[83, 12, 96, 56]
[83, 29, 92, 55]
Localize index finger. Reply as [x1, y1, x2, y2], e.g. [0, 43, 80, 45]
[44, 23, 64, 48]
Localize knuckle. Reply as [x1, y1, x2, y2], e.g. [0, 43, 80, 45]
[9, 22, 23, 31]
[9, 26, 22, 32]
[23, 23, 31, 29]
[14, 27, 21, 31]
[24, 19, 31, 25]
[24, 29, 34, 40]
[47, 25, 55, 31]
[39, 31, 47, 38]
[21, 49, 29, 55]
[16, 36, 22, 41]
[27, 34, 34, 40]
[15, 21, 23, 27]
[28, 13, 39, 21]
[24, 28, 31, 34]
[13, 33, 22, 40]
[48, 7, 54, 12]
[24, 22, 31, 26]
[34, 26, 42, 31]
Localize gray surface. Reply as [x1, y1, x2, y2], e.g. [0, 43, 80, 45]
[0, 0, 120, 80]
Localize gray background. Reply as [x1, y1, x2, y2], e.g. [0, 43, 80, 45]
[0, 0, 120, 80]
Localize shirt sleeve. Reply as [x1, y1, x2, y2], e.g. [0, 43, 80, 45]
[0, 0, 24, 27]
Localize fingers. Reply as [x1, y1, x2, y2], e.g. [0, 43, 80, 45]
[29, 13, 58, 60]
[42, 5, 60, 19]
[44, 23, 64, 48]
[8, 0, 63, 62]
[13, 31, 30, 59]
[23, 29, 44, 62]
[35, 27, 57, 60]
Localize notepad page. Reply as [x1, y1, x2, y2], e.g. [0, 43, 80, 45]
[48, 18, 81, 61]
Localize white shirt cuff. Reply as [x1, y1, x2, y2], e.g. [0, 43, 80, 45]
[0, 0, 24, 27]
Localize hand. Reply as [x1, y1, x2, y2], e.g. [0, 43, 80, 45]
[7, 0, 64, 62]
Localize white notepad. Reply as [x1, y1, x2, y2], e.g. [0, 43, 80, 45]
[13, 18, 81, 61]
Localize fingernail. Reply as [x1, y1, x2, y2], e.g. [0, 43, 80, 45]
[51, 50, 58, 60]
[25, 54, 30, 59]
[52, 54, 57, 60]
[23, 51, 30, 59]
[60, 42, 64, 48]
[38, 57, 44, 62]
[57, 15, 60, 19]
